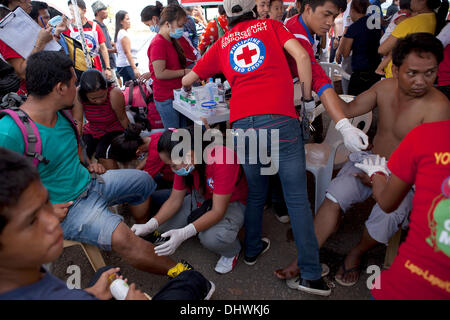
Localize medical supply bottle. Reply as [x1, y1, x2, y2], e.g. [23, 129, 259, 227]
[215, 78, 225, 103]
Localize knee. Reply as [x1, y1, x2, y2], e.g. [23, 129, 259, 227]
[199, 228, 236, 252]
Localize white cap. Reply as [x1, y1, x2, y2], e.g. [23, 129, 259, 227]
[223, 0, 256, 18]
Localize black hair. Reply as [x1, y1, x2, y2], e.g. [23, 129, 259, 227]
[157, 126, 212, 193]
[78, 69, 110, 103]
[68, 0, 86, 10]
[218, 5, 226, 15]
[114, 10, 128, 42]
[29, 1, 48, 22]
[399, 0, 411, 10]
[141, 5, 161, 22]
[109, 124, 145, 164]
[227, 10, 256, 29]
[0, 147, 40, 236]
[351, 0, 369, 14]
[434, 0, 448, 35]
[392, 32, 444, 68]
[160, 5, 187, 68]
[300, 0, 347, 14]
[26, 51, 74, 98]
[287, 6, 299, 18]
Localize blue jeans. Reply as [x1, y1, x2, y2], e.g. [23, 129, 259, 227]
[155, 98, 185, 129]
[61, 169, 156, 251]
[232, 114, 322, 280]
[117, 66, 136, 83]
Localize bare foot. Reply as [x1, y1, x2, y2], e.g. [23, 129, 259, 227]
[335, 253, 362, 286]
[274, 259, 299, 280]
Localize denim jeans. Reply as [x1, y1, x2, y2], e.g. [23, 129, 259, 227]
[61, 169, 156, 250]
[155, 98, 185, 129]
[117, 66, 136, 83]
[232, 114, 322, 280]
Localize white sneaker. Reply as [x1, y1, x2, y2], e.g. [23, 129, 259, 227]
[214, 253, 239, 274]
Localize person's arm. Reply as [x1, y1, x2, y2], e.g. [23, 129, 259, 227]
[335, 26, 349, 63]
[339, 36, 353, 58]
[192, 193, 232, 232]
[378, 34, 397, 56]
[72, 90, 84, 136]
[121, 35, 140, 79]
[152, 59, 189, 80]
[375, 52, 392, 75]
[109, 87, 129, 130]
[328, 82, 378, 118]
[99, 42, 112, 79]
[182, 70, 199, 91]
[371, 173, 412, 213]
[283, 38, 312, 100]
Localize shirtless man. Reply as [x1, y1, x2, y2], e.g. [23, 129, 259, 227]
[276, 33, 450, 288]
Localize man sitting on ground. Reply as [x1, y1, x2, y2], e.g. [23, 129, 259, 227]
[0, 51, 192, 279]
[276, 33, 450, 287]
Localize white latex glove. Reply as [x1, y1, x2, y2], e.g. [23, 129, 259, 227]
[355, 155, 390, 178]
[336, 118, 369, 153]
[304, 99, 316, 122]
[131, 217, 159, 237]
[154, 223, 197, 256]
[181, 87, 191, 98]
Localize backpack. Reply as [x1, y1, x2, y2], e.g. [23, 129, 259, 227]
[0, 58, 21, 97]
[0, 93, 81, 167]
[57, 34, 95, 80]
[123, 80, 163, 131]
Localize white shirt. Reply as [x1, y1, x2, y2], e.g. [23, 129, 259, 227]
[116, 29, 138, 68]
[437, 23, 450, 47]
[343, 0, 353, 29]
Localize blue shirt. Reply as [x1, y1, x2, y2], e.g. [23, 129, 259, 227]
[344, 15, 382, 72]
[0, 269, 97, 300]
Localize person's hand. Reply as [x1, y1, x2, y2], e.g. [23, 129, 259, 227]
[131, 217, 159, 237]
[111, 42, 117, 54]
[138, 72, 151, 83]
[104, 69, 113, 80]
[53, 201, 73, 222]
[333, 38, 339, 50]
[336, 118, 369, 153]
[303, 99, 316, 122]
[354, 172, 372, 187]
[125, 283, 149, 300]
[88, 163, 106, 174]
[354, 155, 389, 178]
[54, 16, 69, 38]
[375, 67, 385, 76]
[36, 26, 54, 48]
[181, 86, 192, 98]
[336, 52, 342, 64]
[85, 267, 121, 300]
[154, 224, 197, 256]
[133, 68, 141, 79]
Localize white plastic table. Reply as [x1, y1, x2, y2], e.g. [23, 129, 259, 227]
[173, 101, 230, 126]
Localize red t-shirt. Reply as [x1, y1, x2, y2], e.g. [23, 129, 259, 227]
[143, 132, 174, 181]
[372, 120, 450, 300]
[438, 45, 450, 87]
[178, 36, 197, 65]
[284, 15, 333, 97]
[148, 34, 183, 102]
[64, 21, 106, 72]
[173, 146, 248, 204]
[0, 40, 27, 95]
[192, 19, 297, 124]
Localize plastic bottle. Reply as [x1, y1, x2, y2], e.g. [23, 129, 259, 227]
[206, 78, 219, 102]
[215, 78, 225, 103]
[108, 274, 129, 300]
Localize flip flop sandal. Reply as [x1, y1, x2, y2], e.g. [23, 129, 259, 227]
[334, 262, 361, 287]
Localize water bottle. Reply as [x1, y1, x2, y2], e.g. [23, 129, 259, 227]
[215, 78, 225, 103]
[206, 78, 219, 102]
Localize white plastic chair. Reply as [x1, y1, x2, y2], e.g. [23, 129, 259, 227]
[305, 95, 372, 213]
[320, 62, 351, 82]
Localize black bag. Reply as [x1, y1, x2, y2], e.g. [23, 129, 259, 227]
[0, 58, 21, 98]
[187, 198, 213, 224]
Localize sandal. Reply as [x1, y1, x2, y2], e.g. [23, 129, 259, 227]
[334, 262, 361, 287]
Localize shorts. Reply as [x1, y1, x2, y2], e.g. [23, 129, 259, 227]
[326, 155, 413, 245]
[61, 169, 156, 250]
[82, 131, 123, 159]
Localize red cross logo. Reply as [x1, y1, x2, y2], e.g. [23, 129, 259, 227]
[237, 45, 258, 65]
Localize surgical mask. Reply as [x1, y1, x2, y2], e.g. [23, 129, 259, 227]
[169, 27, 184, 39]
[150, 24, 159, 33]
[174, 164, 195, 176]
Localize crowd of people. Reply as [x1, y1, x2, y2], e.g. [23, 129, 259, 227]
[0, 0, 448, 301]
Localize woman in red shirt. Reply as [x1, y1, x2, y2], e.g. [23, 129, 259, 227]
[148, 5, 191, 129]
[73, 69, 129, 170]
[131, 127, 248, 275]
[356, 120, 450, 300]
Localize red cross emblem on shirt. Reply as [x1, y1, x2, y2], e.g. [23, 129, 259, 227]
[236, 45, 258, 65]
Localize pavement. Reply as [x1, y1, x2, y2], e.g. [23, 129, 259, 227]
[51, 172, 388, 301]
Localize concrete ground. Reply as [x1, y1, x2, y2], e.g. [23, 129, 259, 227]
[51, 173, 388, 301]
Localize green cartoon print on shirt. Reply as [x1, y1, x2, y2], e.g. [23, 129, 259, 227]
[426, 177, 450, 257]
